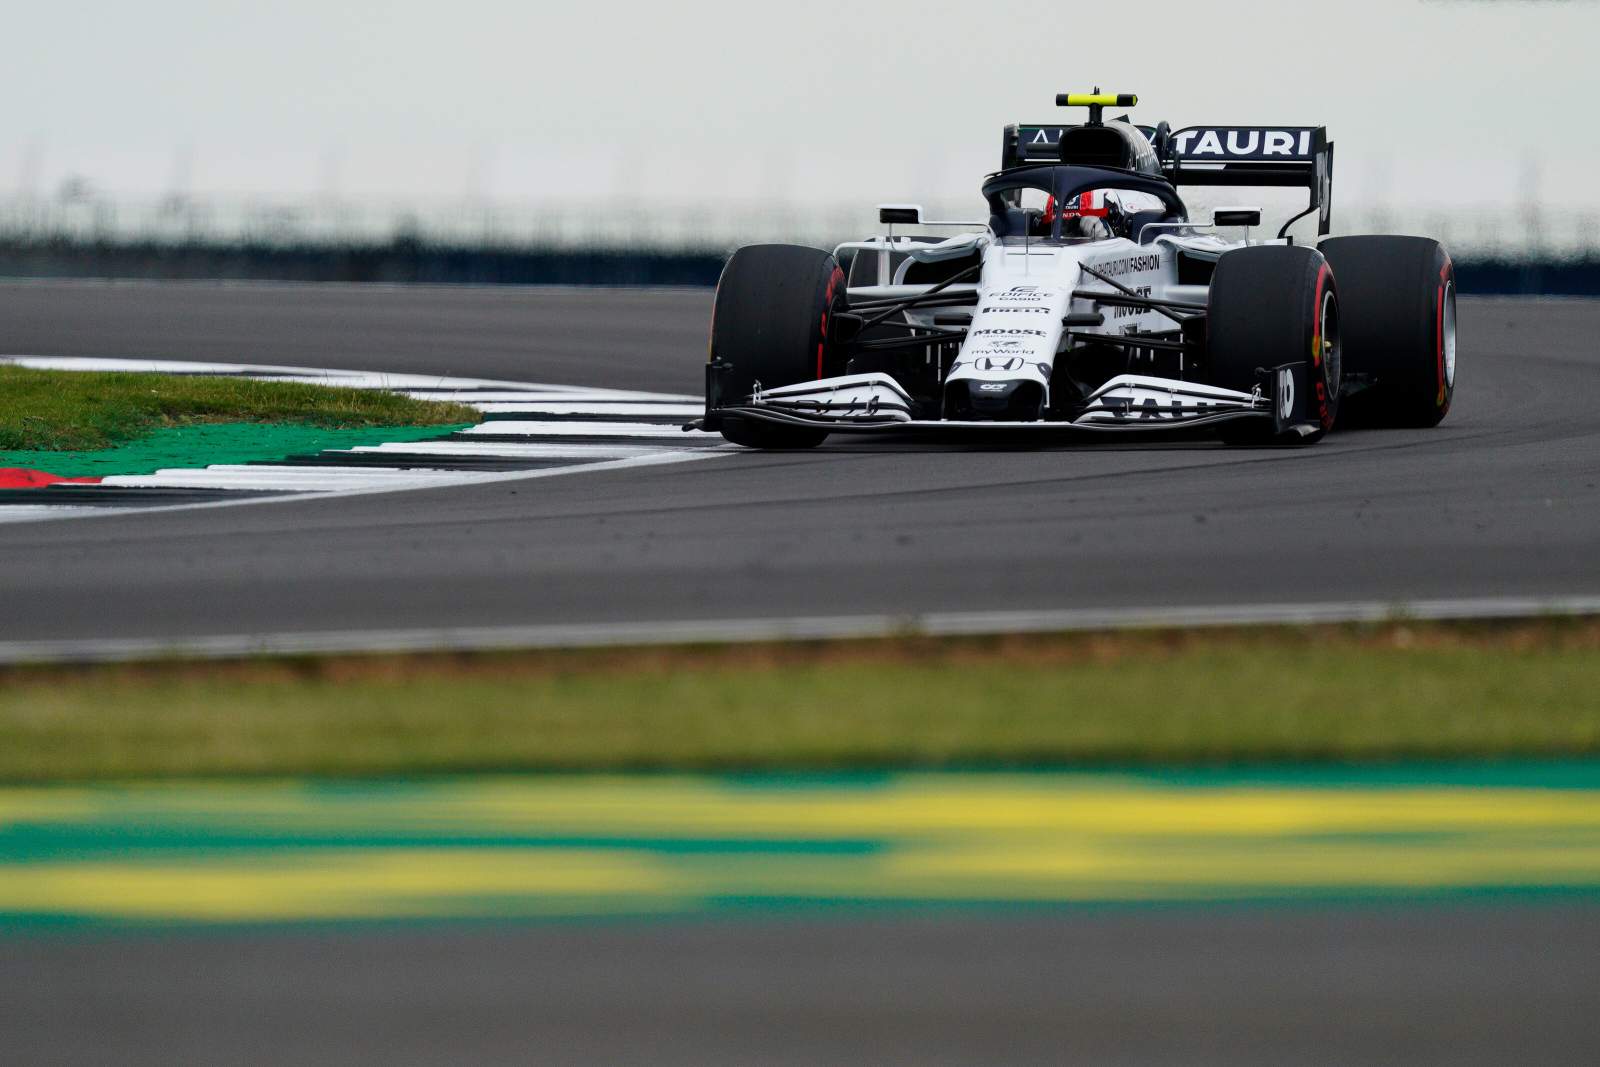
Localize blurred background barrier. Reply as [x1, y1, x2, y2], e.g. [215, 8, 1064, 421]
[1, 195, 1597, 292]
[0, 237, 730, 287]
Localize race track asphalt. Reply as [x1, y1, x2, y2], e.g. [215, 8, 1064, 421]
[2, 281, 1597, 1064]
[6, 905, 1597, 1067]
[0, 281, 1597, 645]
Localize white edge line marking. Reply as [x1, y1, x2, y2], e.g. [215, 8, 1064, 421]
[459, 421, 713, 437]
[0, 355, 720, 525]
[349, 442, 666, 457]
[4, 595, 1600, 665]
[0, 505, 104, 520]
[0, 449, 729, 526]
[0, 355, 699, 399]
[473, 403, 705, 415]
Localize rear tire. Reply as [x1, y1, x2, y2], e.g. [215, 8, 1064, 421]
[1207, 244, 1340, 445]
[708, 244, 842, 449]
[1318, 236, 1455, 428]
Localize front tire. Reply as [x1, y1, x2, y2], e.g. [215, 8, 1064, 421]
[1318, 236, 1456, 428]
[708, 244, 842, 449]
[717, 415, 829, 450]
[1207, 244, 1341, 445]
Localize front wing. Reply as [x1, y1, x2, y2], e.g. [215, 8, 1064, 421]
[699, 366, 1320, 437]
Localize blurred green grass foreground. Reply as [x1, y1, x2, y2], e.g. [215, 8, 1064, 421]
[0, 365, 476, 452]
[4, 619, 1599, 783]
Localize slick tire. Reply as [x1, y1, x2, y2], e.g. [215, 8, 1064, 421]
[1318, 236, 1456, 428]
[1207, 244, 1341, 446]
[709, 244, 841, 449]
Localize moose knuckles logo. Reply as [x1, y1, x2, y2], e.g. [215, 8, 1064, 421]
[971, 328, 1046, 337]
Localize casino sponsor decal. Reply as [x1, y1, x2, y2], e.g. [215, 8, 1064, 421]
[991, 285, 1053, 303]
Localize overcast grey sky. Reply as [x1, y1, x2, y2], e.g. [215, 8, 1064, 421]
[4, 0, 1596, 210]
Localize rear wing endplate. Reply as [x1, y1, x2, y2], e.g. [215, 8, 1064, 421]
[1002, 123, 1334, 236]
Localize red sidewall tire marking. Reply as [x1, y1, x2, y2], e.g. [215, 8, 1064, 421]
[1435, 257, 1453, 412]
[817, 266, 843, 380]
[1311, 261, 1335, 431]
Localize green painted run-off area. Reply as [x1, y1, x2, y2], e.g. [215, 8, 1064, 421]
[0, 422, 470, 478]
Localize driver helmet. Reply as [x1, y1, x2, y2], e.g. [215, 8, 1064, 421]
[1044, 189, 1169, 240]
[1042, 190, 1117, 239]
[1043, 190, 1113, 226]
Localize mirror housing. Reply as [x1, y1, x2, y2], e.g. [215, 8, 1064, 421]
[878, 204, 923, 225]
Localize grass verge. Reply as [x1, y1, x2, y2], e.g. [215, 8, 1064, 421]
[3, 619, 1599, 782]
[0, 366, 478, 452]
[0, 423, 476, 479]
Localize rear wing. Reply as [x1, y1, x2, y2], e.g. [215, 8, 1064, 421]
[1002, 123, 1334, 236]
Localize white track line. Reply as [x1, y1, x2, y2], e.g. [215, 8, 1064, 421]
[474, 402, 704, 417]
[103, 467, 518, 491]
[401, 391, 699, 404]
[0, 356, 729, 524]
[0, 356, 700, 413]
[3, 595, 1598, 665]
[0, 505, 104, 521]
[0, 355, 688, 398]
[459, 421, 713, 438]
[348, 441, 676, 459]
[0, 448, 726, 526]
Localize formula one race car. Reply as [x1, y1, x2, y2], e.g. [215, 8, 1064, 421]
[699, 90, 1457, 447]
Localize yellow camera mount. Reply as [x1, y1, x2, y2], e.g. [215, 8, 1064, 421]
[1055, 87, 1138, 127]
